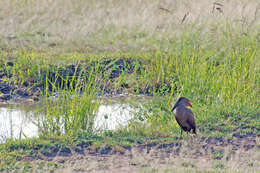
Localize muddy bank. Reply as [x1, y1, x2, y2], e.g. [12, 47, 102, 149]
[0, 58, 170, 103]
[18, 133, 260, 172]
[0, 80, 41, 102]
[0, 58, 136, 102]
[23, 133, 259, 161]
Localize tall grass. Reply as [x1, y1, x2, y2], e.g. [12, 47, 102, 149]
[1, 27, 259, 138]
[37, 62, 105, 137]
[117, 30, 259, 137]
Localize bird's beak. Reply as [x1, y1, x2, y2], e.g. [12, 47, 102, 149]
[188, 101, 192, 107]
[171, 103, 177, 112]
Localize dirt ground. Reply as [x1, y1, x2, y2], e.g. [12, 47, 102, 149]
[26, 134, 260, 173]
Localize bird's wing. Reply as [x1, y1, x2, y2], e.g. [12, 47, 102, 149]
[186, 110, 196, 132]
[175, 116, 188, 131]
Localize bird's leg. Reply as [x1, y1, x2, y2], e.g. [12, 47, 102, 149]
[180, 129, 183, 139]
[177, 129, 182, 143]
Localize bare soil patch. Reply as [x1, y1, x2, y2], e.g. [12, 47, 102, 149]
[24, 134, 260, 173]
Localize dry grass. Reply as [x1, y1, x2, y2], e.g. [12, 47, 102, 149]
[0, 0, 259, 52]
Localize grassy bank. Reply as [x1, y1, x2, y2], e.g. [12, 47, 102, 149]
[1, 30, 259, 170]
[0, 0, 260, 172]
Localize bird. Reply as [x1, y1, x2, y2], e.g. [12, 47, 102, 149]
[171, 97, 196, 136]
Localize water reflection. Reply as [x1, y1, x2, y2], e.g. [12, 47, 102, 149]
[0, 107, 38, 143]
[94, 104, 135, 131]
[0, 102, 139, 143]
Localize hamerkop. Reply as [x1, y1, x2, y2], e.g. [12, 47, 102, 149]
[171, 97, 196, 135]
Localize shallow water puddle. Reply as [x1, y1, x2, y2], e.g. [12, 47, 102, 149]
[0, 107, 38, 143]
[0, 102, 139, 143]
[94, 104, 136, 131]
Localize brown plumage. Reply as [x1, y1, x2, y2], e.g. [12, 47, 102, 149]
[171, 97, 196, 134]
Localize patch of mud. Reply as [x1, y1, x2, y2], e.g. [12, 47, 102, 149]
[0, 58, 143, 103]
[21, 134, 260, 173]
